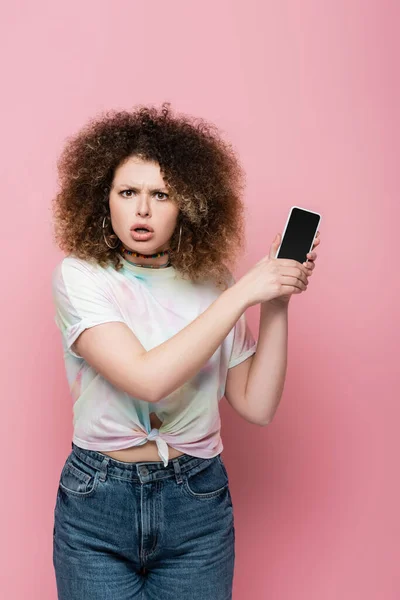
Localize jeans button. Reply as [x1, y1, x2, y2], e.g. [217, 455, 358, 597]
[140, 466, 149, 476]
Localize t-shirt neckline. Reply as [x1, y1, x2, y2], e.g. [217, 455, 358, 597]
[118, 253, 177, 278]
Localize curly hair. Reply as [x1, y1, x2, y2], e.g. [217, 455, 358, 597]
[51, 102, 248, 290]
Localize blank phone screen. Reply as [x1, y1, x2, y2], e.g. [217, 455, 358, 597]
[276, 207, 320, 264]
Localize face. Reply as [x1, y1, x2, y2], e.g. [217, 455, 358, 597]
[109, 155, 180, 266]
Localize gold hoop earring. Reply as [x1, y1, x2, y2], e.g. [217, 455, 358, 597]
[177, 224, 182, 252]
[102, 215, 120, 249]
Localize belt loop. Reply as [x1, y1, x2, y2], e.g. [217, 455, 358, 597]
[172, 458, 183, 484]
[99, 455, 110, 482]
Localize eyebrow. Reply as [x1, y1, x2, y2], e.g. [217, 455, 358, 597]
[116, 183, 168, 192]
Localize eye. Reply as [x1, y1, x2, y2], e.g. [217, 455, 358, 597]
[155, 192, 168, 200]
[119, 190, 168, 200]
[120, 190, 135, 198]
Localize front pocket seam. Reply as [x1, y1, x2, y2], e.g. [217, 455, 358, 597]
[181, 480, 229, 499]
[179, 457, 229, 499]
[64, 462, 92, 484]
[182, 463, 229, 499]
[59, 468, 99, 497]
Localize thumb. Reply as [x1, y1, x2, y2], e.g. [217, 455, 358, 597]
[269, 233, 281, 259]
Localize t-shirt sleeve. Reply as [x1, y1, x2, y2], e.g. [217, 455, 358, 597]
[51, 257, 126, 358]
[227, 272, 257, 369]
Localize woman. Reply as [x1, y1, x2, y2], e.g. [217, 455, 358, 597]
[51, 102, 319, 599]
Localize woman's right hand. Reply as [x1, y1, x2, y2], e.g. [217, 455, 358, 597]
[236, 233, 310, 308]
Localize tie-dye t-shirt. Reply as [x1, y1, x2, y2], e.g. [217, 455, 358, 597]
[51, 253, 257, 466]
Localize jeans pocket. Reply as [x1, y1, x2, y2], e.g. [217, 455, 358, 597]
[58, 454, 100, 498]
[182, 456, 229, 499]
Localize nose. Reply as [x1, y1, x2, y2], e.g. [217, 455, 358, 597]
[137, 207, 150, 217]
[136, 193, 150, 217]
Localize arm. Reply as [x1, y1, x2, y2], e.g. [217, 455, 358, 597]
[225, 302, 288, 425]
[225, 233, 320, 424]
[245, 301, 289, 424]
[74, 278, 249, 404]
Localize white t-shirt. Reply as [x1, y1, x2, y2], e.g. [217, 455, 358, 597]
[51, 253, 257, 465]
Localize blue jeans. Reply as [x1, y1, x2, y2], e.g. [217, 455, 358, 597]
[53, 442, 235, 599]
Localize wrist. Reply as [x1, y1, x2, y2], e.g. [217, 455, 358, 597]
[261, 300, 289, 313]
[227, 278, 252, 312]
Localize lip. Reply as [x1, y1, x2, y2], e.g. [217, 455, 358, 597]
[130, 229, 154, 242]
[130, 223, 154, 232]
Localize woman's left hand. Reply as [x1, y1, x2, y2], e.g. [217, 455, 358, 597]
[267, 231, 321, 308]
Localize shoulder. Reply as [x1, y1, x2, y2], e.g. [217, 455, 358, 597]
[52, 255, 107, 279]
[51, 255, 108, 292]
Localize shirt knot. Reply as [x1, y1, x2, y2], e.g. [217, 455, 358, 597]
[145, 428, 169, 467]
[147, 428, 159, 442]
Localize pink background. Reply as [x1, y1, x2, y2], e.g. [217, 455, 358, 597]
[1, 1, 398, 598]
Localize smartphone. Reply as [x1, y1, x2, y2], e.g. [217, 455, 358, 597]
[275, 206, 321, 264]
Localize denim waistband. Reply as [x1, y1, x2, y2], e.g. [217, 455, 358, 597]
[71, 442, 221, 485]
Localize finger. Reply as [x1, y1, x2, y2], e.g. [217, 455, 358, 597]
[281, 275, 308, 291]
[311, 238, 320, 251]
[303, 264, 314, 276]
[281, 259, 310, 274]
[282, 266, 309, 285]
[269, 233, 281, 259]
[279, 260, 310, 282]
[303, 259, 315, 271]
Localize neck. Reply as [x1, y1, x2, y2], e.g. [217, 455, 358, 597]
[119, 244, 171, 268]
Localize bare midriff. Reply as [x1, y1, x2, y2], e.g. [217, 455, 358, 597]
[98, 412, 186, 463]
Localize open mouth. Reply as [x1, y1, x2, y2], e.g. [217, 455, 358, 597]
[130, 227, 154, 240]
